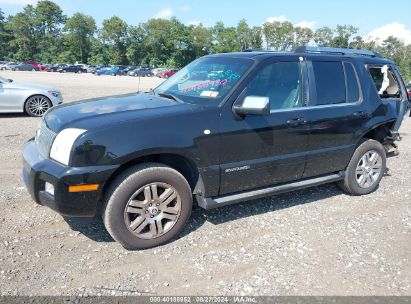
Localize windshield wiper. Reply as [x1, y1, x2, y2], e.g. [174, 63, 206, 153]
[157, 92, 183, 103]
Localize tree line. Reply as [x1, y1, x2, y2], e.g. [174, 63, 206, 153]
[1, 0, 411, 81]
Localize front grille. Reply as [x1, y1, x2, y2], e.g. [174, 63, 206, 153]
[35, 121, 57, 158]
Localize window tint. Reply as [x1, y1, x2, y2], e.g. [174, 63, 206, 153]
[312, 61, 345, 105]
[344, 62, 360, 103]
[246, 62, 302, 111]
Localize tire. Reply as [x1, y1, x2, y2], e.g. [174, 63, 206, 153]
[31, 68, 35, 72]
[25, 95, 52, 117]
[102, 163, 193, 250]
[77, 70, 82, 74]
[339, 139, 386, 195]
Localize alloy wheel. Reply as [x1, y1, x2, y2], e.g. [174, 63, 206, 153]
[355, 150, 383, 188]
[124, 182, 182, 240]
[26, 96, 51, 116]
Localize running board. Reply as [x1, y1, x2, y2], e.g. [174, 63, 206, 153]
[196, 172, 344, 210]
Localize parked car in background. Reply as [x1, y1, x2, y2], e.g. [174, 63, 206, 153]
[95, 66, 122, 76]
[151, 68, 168, 77]
[0, 75, 62, 116]
[2, 62, 20, 70]
[123, 66, 138, 74]
[84, 65, 98, 73]
[12, 63, 40, 71]
[25, 61, 46, 71]
[128, 67, 153, 77]
[57, 65, 87, 73]
[406, 83, 411, 99]
[158, 68, 179, 78]
[0, 62, 11, 70]
[45, 64, 68, 72]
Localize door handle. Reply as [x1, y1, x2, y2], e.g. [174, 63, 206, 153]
[353, 111, 369, 118]
[286, 117, 307, 127]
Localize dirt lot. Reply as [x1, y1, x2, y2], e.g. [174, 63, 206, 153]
[0, 71, 410, 296]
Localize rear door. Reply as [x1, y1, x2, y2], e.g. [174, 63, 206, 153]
[303, 59, 371, 178]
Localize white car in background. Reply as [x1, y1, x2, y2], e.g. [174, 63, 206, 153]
[0, 76, 63, 117]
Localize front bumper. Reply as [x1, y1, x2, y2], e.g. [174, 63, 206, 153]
[49, 94, 63, 107]
[22, 139, 119, 217]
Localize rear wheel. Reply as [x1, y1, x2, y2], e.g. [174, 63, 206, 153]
[25, 95, 52, 117]
[102, 163, 192, 250]
[339, 139, 386, 195]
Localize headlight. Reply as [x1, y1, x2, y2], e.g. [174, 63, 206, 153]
[48, 91, 61, 98]
[50, 128, 86, 165]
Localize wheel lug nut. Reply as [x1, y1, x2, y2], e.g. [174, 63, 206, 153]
[150, 215, 154, 218]
[156, 203, 159, 206]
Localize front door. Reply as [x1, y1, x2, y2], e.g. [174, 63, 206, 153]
[0, 80, 21, 112]
[219, 59, 310, 195]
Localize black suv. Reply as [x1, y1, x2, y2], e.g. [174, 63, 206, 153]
[23, 47, 409, 249]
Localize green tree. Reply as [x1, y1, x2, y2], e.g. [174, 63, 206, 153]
[101, 16, 128, 65]
[34, 0, 65, 62]
[88, 36, 110, 65]
[292, 26, 313, 49]
[189, 24, 213, 58]
[212, 22, 241, 53]
[7, 5, 37, 60]
[262, 21, 294, 51]
[250, 26, 263, 50]
[63, 13, 96, 63]
[142, 18, 173, 66]
[331, 25, 358, 48]
[313, 26, 333, 47]
[0, 9, 11, 59]
[126, 25, 145, 65]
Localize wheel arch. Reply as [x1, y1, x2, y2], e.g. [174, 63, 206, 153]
[101, 152, 201, 201]
[358, 120, 396, 146]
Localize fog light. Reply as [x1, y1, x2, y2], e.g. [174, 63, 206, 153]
[45, 182, 55, 196]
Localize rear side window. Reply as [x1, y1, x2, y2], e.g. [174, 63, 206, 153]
[312, 61, 346, 105]
[344, 62, 360, 103]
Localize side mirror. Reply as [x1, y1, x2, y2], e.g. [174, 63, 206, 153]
[233, 96, 270, 116]
[8, 79, 13, 83]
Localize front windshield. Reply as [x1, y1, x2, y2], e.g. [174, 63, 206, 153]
[153, 56, 253, 104]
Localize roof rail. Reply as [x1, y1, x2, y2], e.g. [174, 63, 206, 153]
[294, 46, 382, 58]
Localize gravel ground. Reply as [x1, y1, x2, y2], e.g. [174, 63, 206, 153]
[0, 71, 410, 296]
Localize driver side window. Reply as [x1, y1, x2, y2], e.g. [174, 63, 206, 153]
[246, 61, 303, 111]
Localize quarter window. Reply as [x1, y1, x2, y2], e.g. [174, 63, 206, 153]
[368, 65, 401, 99]
[312, 61, 346, 105]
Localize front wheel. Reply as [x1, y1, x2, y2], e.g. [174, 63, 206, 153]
[102, 163, 192, 250]
[25, 95, 52, 117]
[339, 139, 386, 195]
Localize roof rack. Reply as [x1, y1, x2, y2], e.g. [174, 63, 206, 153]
[294, 46, 382, 58]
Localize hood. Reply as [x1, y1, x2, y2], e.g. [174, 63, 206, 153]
[6, 81, 59, 92]
[44, 93, 195, 133]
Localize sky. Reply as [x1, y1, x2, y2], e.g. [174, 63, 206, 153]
[1, 0, 411, 44]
